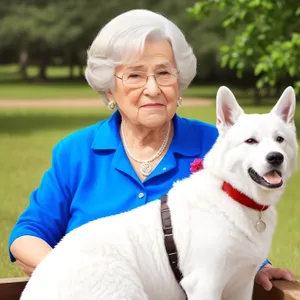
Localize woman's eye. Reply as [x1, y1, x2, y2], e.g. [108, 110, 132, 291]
[276, 136, 284, 143]
[245, 138, 258, 144]
[158, 71, 170, 75]
[128, 73, 141, 78]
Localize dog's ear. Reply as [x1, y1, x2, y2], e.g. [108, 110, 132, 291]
[216, 86, 244, 132]
[271, 86, 296, 124]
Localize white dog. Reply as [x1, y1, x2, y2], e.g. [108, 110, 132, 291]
[20, 86, 298, 300]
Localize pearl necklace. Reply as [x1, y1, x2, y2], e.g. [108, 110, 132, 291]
[121, 122, 171, 176]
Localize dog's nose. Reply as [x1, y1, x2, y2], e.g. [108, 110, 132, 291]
[266, 152, 284, 166]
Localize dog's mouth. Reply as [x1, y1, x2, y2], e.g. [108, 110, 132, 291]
[248, 168, 283, 189]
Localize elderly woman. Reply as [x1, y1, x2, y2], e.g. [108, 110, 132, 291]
[9, 9, 295, 291]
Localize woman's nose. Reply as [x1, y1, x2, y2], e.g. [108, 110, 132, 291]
[144, 75, 160, 96]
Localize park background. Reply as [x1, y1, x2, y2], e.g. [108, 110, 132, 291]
[0, 0, 299, 278]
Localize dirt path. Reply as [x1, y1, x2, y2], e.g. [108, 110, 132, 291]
[0, 97, 213, 108]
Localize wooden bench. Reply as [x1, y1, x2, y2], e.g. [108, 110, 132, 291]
[0, 277, 300, 300]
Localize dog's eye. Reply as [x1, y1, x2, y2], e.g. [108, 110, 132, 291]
[245, 138, 258, 144]
[276, 136, 284, 143]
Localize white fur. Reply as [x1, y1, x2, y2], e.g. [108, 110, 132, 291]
[20, 86, 298, 300]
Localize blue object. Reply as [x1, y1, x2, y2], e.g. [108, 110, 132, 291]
[8, 111, 218, 261]
[258, 259, 272, 271]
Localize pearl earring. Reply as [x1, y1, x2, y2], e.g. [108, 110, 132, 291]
[108, 101, 116, 110]
[177, 97, 182, 107]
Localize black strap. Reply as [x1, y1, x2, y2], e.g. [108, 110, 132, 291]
[160, 195, 183, 283]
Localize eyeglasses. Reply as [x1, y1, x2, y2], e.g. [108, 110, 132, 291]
[114, 68, 179, 89]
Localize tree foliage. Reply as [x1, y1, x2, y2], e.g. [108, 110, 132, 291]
[188, 0, 300, 91]
[0, 0, 229, 84]
[0, 0, 152, 79]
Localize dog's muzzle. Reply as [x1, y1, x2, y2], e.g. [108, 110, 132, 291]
[248, 151, 284, 189]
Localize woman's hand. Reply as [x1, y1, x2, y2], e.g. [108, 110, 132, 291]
[255, 264, 297, 291]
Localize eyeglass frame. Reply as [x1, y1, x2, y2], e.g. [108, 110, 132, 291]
[114, 68, 180, 88]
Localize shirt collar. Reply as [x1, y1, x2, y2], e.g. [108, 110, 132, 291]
[91, 111, 121, 150]
[92, 111, 202, 157]
[170, 114, 202, 157]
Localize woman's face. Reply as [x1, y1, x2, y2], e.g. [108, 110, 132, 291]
[106, 39, 179, 128]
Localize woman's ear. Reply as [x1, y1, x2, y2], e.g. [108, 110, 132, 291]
[105, 90, 113, 100]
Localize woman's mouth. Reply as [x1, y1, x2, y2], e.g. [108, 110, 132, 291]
[141, 103, 164, 108]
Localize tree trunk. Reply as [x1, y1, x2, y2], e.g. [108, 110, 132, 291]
[78, 49, 85, 78]
[275, 84, 282, 98]
[38, 57, 47, 81]
[19, 49, 29, 81]
[253, 87, 262, 106]
[67, 50, 74, 78]
[69, 63, 74, 78]
[79, 62, 85, 78]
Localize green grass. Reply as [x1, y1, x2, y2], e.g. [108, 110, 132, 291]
[0, 105, 300, 279]
[0, 64, 83, 80]
[0, 64, 97, 99]
[0, 82, 101, 100]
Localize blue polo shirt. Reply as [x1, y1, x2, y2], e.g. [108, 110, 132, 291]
[8, 111, 218, 261]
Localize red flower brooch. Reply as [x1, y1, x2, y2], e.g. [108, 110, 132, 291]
[190, 158, 204, 173]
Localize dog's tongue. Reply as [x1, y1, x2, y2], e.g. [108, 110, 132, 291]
[263, 171, 281, 184]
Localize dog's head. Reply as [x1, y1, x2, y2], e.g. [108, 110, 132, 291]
[204, 86, 298, 206]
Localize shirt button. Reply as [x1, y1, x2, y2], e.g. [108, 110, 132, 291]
[163, 167, 167, 171]
[138, 192, 145, 199]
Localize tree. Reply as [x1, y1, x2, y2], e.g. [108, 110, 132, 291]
[0, 2, 71, 80]
[188, 0, 300, 95]
[0, 0, 234, 84]
[0, 0, 156, 80]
